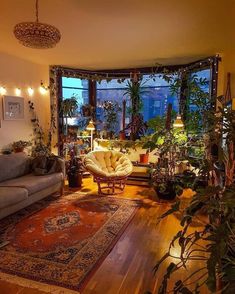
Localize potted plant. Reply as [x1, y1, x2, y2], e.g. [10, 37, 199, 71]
[12, 140, 31, 153]
[103, 100, 121, 138]
[123, 79, 148, 140]
[142, 106, 188, 199]
[152, 104, 235, 293]
[119, 130, 126, 140]
[66, 148, 84, 188]
[60, 96, 78, 135]
[81, 104, 94, 117]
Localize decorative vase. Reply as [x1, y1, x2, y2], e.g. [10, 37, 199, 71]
[139, 153, 149, 164]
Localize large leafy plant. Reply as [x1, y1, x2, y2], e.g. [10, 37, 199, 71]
[153, 105, 235, 293]
[123, 79, 148, 140]
[103, 100, 121, 135]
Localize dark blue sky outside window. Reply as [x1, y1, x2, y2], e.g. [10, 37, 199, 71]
[141, 74, 179, 121]
[62, 77, 89, 127]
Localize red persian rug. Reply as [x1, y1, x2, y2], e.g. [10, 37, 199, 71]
[0, 194, 138, 292]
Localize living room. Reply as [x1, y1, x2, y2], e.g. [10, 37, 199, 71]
[0, 1, 235, 293]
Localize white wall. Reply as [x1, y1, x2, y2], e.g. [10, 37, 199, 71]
[0, 52, 50, 152]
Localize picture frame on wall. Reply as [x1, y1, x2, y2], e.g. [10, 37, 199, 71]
[3, 95, 24, 120]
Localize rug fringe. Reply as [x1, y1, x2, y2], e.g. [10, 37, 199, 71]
[0, 272, 80, 294]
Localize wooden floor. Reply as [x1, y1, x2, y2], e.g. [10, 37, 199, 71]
[0, 178, 208, 294]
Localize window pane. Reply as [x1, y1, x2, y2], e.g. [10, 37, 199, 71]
[142, 87, 179, 121]
[192, 69, 211, 81]
[97, 79, 130, 89]
[141, 74, 177, 87]
[96, 90, 127, 134]
[62, 88, 89, 108]
[140, 74, 179, 121]
[189, 68, 211, 111]
[62, 77, 89, 89]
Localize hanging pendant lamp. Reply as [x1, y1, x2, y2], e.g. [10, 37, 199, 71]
[173, 114, 184, 128]
[14, 0, 61, 49]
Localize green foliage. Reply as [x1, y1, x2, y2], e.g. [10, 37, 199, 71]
[103, 100, 121, 133]
[60, 96, 78, 118]
[124, 80, 146, 115]
[28, 101, 53, 157]
[154, 184, 235, 293]
[153, 106, 235, 293]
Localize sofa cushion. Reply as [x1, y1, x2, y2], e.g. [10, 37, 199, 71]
[0, 173, 63, 195]
[0, 153, 31, 183]
[0, 187, 28, 209]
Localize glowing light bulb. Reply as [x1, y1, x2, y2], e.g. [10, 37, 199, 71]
[0, 87, 6, 95]
[173, 115, 184, 128]
[39, 86, 47, 95]
[15, 88, 21, 96]
[28, 87, 34, 96]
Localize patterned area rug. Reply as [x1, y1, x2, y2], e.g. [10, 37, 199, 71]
[0, 194, 138, 292]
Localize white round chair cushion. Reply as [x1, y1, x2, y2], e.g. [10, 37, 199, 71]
[84, 150, 133, 178]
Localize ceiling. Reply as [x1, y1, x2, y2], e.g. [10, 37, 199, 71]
[0, 0, 235, 69]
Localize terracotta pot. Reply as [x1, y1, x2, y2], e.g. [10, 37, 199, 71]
[139, 153, 149, 164]
[14, 147, 24, 153]
[119, 131, 126, 140]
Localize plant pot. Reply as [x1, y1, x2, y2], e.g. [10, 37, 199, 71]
[68, 173, 83, 188]
[154, 182, 176, 200]
[119, 131, 126, 140]
[139, 153, 149, 164]
[193, 178, 208, 190]
[13, 147, 24, 153]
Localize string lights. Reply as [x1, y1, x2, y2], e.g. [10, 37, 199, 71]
[0, 81, 49, 96]
[0, 87, 6, 95]
[50, 55, 221, 84]
[15, 88, 21, 96]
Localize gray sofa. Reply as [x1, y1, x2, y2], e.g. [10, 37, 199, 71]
[0, 152, 65, 220]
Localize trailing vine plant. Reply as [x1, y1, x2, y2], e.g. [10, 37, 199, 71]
[28, 100, 56, 157]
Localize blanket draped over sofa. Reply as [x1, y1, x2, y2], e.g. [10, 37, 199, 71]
[0, 153, 65, 220]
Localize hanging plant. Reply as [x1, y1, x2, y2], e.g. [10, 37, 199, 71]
[60, 96, 78, 118]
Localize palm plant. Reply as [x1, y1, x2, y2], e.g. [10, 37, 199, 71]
[123, 79, 148, 140]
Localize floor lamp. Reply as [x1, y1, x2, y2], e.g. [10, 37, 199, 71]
[86, 120, 95, 151]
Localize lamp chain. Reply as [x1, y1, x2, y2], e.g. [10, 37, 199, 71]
[35, 0, 39, 22]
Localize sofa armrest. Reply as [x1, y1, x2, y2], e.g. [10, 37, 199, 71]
[57, 157, 66, 178]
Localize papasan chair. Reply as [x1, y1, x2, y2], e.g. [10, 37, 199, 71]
[84, 150, 133, 195]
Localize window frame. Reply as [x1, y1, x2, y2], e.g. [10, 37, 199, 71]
[50, 57, 219, 156]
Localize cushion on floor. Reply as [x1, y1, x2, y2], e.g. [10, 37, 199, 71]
[0, 187, 28, 209]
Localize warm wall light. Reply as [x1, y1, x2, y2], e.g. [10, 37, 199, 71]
[39, 81, 48, 95]
[0, 87, 6, 95]
[15, 88, 21, 96]
[28, 87, 34, 96]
